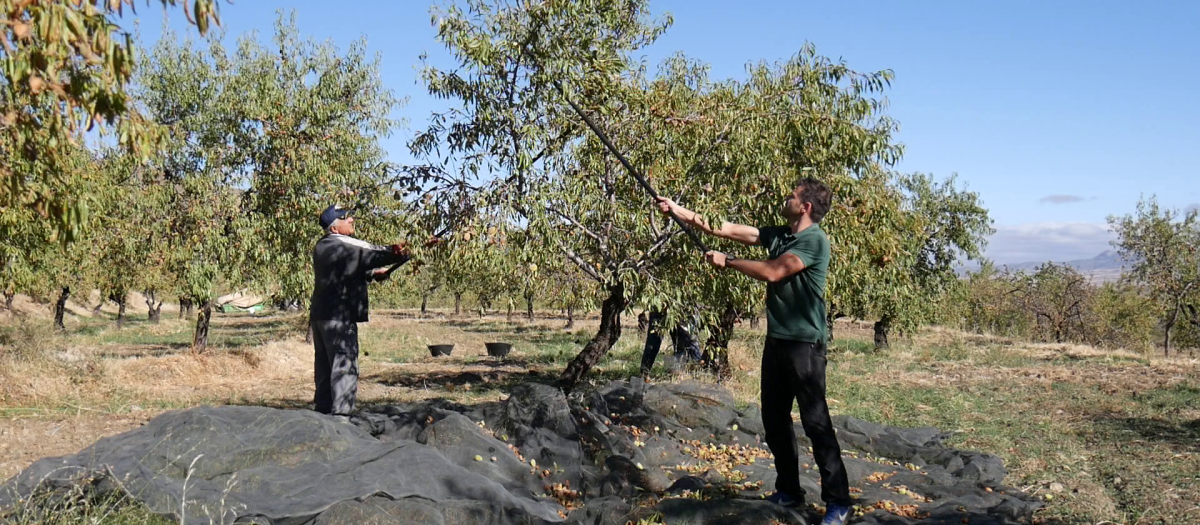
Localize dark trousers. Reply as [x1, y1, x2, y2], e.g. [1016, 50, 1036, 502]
[312, 320, 359, 415]
[640, 313, 701, 374]
[760, 336, 852, 506]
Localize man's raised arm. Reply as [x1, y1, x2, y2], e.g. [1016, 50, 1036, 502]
[655, 197, 761, 246]
[360, 242, 410, 270]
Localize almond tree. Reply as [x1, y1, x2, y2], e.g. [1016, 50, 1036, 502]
[1109, 198, 1200, 356]
[91, 153, 142, 328]
[2, 0, 222, 243]
[417, 0, 666, 386]
[543, 251, 597, 329]
[0, 140, 102, 330]
[530, 44, 917, 384]
[88, 149, 180, 326]
[862, 172, 992, 349]
[427, 0, 941, 388]
[137, 29, 251, 351]
[233, 13, 409, 311]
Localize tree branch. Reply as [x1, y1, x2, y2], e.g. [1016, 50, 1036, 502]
[548, 205, 607, 249]
[639, 229, 684, 270]
[556, 241, 603, 283]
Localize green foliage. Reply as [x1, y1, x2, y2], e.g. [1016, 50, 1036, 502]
[880, 173, 993, 332]
[1085, 281, 1158, 352]
[230, 12, 405, 304]
[1108, 197, 1200, 355]
[416, 0, 671, 197]
[0, 141, 101, 313]
[950, 262, 1161, 353]
[1, 0, 222, 244]
[136, 28, 249, 329]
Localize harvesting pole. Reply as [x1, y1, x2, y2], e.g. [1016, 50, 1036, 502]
[555, 81, 710, 253]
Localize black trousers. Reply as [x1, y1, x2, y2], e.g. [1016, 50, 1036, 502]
[312, 320, 359, 416]
[640, 312, 702, 374]
[760, 336, 852, 506]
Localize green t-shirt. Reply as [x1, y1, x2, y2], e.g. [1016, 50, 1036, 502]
[758, 223, 830, 343]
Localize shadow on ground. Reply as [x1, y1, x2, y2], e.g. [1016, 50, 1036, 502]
[367, 369, 549, 392]
[95, 343, 192, 359]
[1091, 415, 1200, 452]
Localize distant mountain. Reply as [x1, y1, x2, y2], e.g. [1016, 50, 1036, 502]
[958, 250, 1130, 283]
[1002, 250, 1127, 272]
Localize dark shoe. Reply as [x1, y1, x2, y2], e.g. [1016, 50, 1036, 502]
[821, 503, 851, 525]
[764, 491, 802, 508]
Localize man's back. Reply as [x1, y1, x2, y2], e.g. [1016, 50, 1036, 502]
[310, 234, 404, 323]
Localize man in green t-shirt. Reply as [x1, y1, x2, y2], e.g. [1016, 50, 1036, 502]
[655, 178, 852, 525]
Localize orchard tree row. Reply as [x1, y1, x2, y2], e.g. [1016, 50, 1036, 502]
[944, 198, 1200, 357]
[0, 1, 1000, 385]
[1, 11, 424, 352]
[17, 1, 1196, 390]
[413, 0, 1000, 386]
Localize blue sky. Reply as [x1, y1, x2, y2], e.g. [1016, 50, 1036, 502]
[126, 1, 1199, 264]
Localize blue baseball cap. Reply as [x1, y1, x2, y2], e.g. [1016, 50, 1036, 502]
[319, 204, 352, 229]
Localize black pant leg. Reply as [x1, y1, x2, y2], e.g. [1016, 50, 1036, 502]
[640, 315, 664, 375]
[760, 337, 804, 498]
[790, 340, 853, 506]
[312, 320, 333, 414]
[326, 321, 360, 415]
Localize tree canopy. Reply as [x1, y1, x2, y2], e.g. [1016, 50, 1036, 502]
[1, 0, 222, 243]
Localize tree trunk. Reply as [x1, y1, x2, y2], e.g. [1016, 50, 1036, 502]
[826, 310, 836, 343]
[115, 297, 127, 329]
[454, 293, 462, 316]
[1163, 318, 1174, 358]
[192, 301, 214, 352]
[92, 300, 104, 316]
[305, 318, 314, 344]
[3, 291, 13, 310]
[145, 291, 163, 324]
[559, 282, 625, 391]
[873, 315, 892, 350]
[703, 304, 737, 380]
[749, 316, 760, 329]
[565, 305, 575, 329]
[506, 303, 513, 322]
[54, 287, 70, 331]
[526, 292, 535, 321]
[420, 295, 429, 318]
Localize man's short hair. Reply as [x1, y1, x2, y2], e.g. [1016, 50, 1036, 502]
[796, 177, 833, 223]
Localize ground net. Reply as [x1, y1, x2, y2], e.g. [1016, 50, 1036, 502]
[1, 379, 1041, 524]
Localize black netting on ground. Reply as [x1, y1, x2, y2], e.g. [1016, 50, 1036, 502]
[1, 379, 1042, 524]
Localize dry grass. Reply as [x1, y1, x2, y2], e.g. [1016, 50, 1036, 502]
[1, 294, 1198, 524]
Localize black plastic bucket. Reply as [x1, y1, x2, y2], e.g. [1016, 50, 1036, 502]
[428, 344, 454, 357]
[485, 342, 512, 358]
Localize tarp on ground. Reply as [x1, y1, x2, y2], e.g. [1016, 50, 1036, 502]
[1, 380, 1043, 525]
[215, 291, 265, 313]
